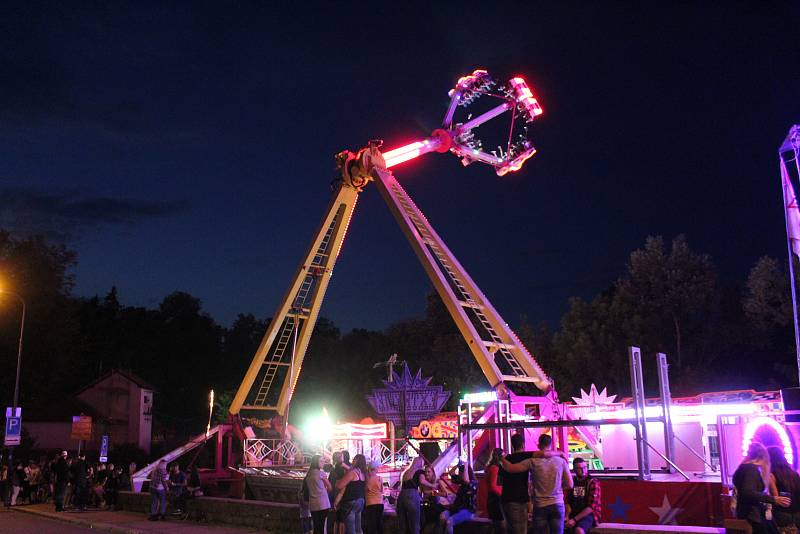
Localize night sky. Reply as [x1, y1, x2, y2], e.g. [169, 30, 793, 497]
[3, 3, 800, 331]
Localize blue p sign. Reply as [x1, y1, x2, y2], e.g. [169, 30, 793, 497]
[4, 416, 21, 446]
[99, 435, 109, 463]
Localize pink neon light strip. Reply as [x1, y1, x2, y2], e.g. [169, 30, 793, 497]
[383, 138, 443, 168]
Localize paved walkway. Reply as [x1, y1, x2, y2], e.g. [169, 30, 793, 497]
[7, 504, 262, 534]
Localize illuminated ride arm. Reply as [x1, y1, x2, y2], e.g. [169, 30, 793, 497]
[229, 69, 548, 423]
[365, 71, 551, 395]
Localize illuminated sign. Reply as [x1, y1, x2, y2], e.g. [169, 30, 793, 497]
[71, 415, 93, 441]
[366, 366, 451, 431]
[411, 417, 458, 440]
[330, 423, 387, 441]
[461, 391, 497, 403]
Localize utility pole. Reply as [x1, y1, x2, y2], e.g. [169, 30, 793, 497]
[2, 290, 25, 508]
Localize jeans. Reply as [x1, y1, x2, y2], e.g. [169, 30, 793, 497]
[341, 497, 364, 534]
[150, 487, 166, 516]
[11, 485, 21, 506]
[397, 489, 421, 534]
[503, 502, 528, 534]
[363, 503, 384, 534]
[533, 503, 565, 534]
[443, 508, 473, 534]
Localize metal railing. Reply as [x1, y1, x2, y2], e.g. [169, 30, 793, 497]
[243, 439, 304, 466]
[243, 438, 411, 468]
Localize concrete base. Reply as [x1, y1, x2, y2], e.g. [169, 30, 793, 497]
[118, 492, 494, 533]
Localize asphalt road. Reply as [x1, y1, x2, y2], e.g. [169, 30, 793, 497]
[0, 510, 100, 533]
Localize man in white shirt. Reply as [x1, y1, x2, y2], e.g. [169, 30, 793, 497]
[502, 433, 573, 534]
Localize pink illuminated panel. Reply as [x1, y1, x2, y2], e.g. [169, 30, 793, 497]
[330, 422, 388, 440]
[741, 416, 794, 465]
[509, 77, 543, 122]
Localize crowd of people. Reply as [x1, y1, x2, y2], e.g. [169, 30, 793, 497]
[0, 451, 135, 511]
[301, 450, 388, 534]
[497, 433, 600, 534]
[300, 433, 599, 534]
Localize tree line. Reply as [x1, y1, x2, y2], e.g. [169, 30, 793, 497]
[0, 230, 797, 449]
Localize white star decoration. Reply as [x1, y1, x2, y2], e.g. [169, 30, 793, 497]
[572, 384, 617, 406]
[649, 495, 683, 525]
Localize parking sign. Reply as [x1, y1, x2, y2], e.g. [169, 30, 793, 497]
[4, 407, 22, 446]
[99, 435, 109, 463]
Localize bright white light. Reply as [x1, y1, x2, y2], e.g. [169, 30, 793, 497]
[742, 416, 793, 465]
[304, 407, 333, 444]
[462, 391, 497, 403]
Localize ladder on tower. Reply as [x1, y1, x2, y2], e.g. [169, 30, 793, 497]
[229, 186, 359, 417]
[373, 167, 550, 393]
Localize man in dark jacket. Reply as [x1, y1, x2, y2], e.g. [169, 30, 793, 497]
[54, 451, 69, 512]
[71, 453, 89, 511]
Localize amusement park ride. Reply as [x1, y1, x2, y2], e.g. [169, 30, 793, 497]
[229, 68, 549, 427]
[132, 71, 800, 526]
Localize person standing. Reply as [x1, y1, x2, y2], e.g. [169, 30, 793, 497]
[734, 443, 789, 534]
[363, 459, 384, 534]
[501, 434, 572, 534]
[336, 454, 367, 534]
[70, 453, 89, 511]
[169, 463, 187, 512]
[328, 451, 345, 534]
[148, 459, 169, 521]
[485, 448, 506, 534]
[500, 434, 534, 534]
[54, 451, 69, 512]
[104, 466, 120, 510]
[565, 458, 601, 534]
[396, 456, 436, 534]
[10, 461, 25, 506]
[26, 461, 40, 504]
[768, 446, 800, 532]
[305, 455, 331, 534]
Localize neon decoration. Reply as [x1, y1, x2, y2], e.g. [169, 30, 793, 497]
[741, 416, 793, 465]
[462, 391, 498, 403]
[330, 422, 387, 441]
[509, 77, 543, 121]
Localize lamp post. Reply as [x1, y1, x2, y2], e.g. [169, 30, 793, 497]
[2, 290, 25, 507]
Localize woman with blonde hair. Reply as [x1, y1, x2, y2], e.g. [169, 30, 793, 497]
[363, 459, 384, 534]
[734, 442, 790, 534]
[396, 456, 436, 534]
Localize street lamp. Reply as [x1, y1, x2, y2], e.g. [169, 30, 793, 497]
[1, 289, 25, 507]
